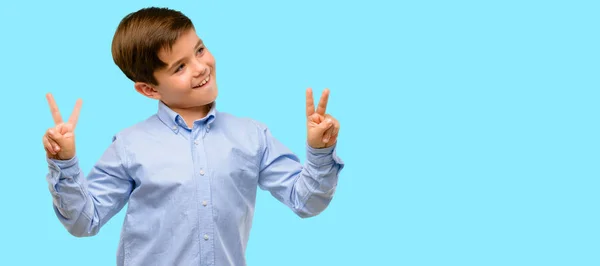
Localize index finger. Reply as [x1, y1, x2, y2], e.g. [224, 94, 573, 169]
[67, 99, 83, 128]
[46, 93, 63, 125]
[316, 88, 330, 115]
[306, 88, 315, 117]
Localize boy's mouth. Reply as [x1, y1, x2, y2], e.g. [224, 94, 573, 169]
[193, 75, 211, 89]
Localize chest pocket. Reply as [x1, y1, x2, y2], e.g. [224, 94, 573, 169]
[211, 147, 260, 197]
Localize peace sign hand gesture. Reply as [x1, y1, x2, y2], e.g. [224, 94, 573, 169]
[306, 88, 340, 149]
[42, 93, 82, 160]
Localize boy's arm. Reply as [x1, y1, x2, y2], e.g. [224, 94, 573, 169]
[256, 126, 344, 218]
[256, 88, 344, 218]
[42, 93, 133, 237]
[46, 135, 133, 237]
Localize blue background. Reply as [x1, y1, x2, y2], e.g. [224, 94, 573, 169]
[1, 0, 599, 265]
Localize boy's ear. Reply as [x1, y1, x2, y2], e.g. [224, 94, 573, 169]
[134, 82, 161, 100]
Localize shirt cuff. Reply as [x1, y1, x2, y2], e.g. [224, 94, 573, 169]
[47, 156, 81, 180]
[306, 143, 344, 167]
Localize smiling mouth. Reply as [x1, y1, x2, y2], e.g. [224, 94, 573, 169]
[193, 75, 211, 89]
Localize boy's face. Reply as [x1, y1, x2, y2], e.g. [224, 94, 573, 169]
[135, 29, 218, 111]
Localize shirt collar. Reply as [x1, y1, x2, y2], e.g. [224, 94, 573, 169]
[157, 101, 217, 134]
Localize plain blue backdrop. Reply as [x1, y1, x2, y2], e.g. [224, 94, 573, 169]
[1, 0, 599, 265]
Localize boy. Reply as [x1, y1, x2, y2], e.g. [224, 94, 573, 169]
[42, 6, 343, 266]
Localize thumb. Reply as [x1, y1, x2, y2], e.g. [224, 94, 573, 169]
[315, 118, 334, 134]
[47, 127, 70, 146]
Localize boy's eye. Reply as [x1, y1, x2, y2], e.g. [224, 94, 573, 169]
[175, 64, 185, 73]
[197, 47, 205, 54]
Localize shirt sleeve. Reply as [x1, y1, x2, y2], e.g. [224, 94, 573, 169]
[255, 122, 344, 218]
[46, 134, 134, 237]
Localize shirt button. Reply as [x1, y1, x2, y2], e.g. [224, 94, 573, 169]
[172, 126, 177, 130]
[202, 200, 207, 206]
[194, 140, 199, 145]
[207, 125, 211, 129]
[199, 169, 205, 176]
[203, 234, 209, 240]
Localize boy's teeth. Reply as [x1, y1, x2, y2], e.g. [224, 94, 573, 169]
[194, 76, 210, 88]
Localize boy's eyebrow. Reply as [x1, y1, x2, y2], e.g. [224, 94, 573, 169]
[167, 39, 204, 71]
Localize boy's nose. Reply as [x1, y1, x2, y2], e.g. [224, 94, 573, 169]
[192, 61, 207, 77]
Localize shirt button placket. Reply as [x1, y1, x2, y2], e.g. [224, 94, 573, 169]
[195, 124, 214, 265]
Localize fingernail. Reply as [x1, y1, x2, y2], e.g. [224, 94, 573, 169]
[55, 145, 60, 151]
[326, 119, 332, 124]
[49, 129, 54, 134]
[323, 138, 329, 142]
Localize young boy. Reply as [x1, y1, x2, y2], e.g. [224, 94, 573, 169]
[42, 7, 343, 266]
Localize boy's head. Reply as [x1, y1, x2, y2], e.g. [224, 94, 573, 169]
[112, 7, 217, 111]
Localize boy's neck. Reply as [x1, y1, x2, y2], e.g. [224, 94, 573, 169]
[169, 102, 213, 128]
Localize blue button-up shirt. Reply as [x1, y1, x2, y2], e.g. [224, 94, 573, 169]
[46, 101, 344, 266]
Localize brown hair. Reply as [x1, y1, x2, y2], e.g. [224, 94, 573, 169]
[111, 7, 194, 85]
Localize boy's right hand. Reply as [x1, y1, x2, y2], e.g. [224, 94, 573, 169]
[42, 93, 82, 160]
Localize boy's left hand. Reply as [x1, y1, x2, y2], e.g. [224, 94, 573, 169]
[306, 88, 340, 149]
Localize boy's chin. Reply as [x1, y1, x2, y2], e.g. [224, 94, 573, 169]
[194, 94, 218, 107]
